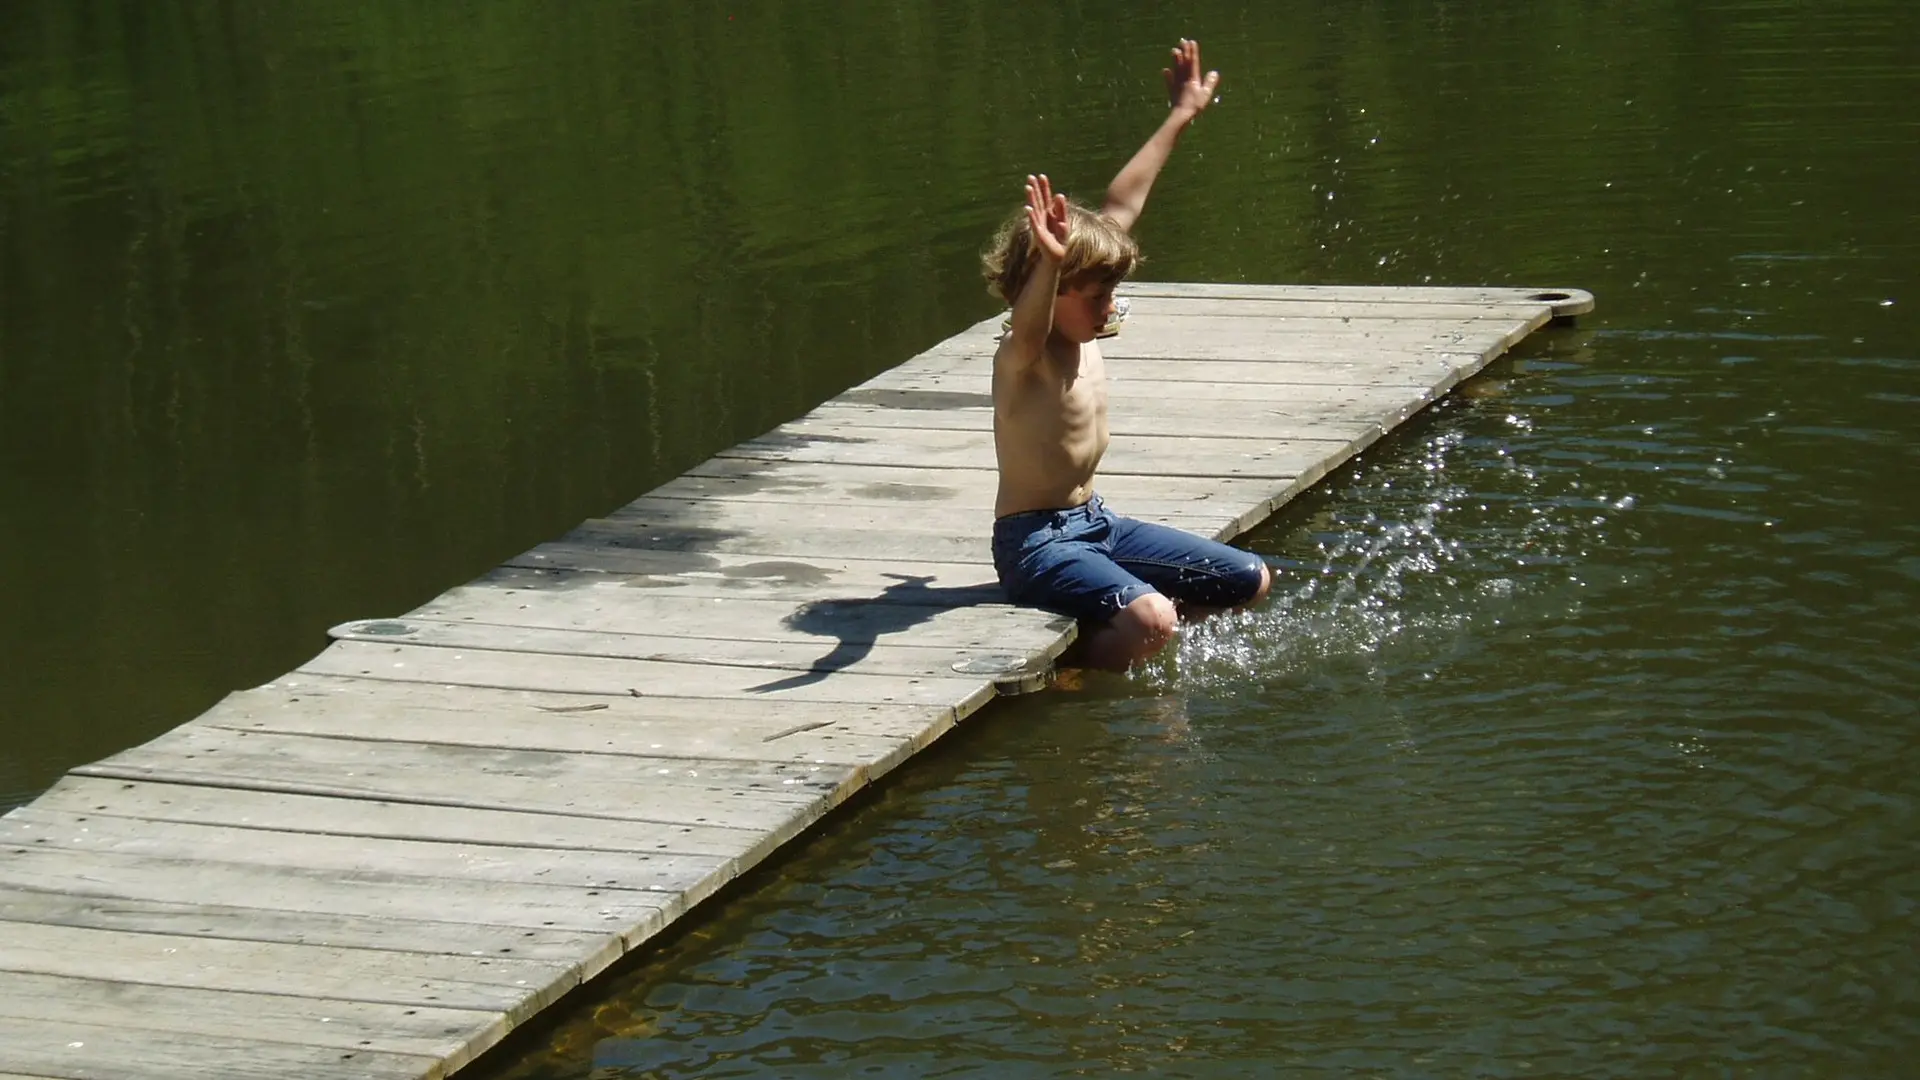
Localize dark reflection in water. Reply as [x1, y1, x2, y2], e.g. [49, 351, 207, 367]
[3, 0, 1917, 1075]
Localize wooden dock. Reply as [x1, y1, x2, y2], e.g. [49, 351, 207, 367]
[0, 283, 1589, 1079]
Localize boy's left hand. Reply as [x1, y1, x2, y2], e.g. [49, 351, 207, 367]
[1164, 38, 1221, 118]
[1025, 174, 1070, 263]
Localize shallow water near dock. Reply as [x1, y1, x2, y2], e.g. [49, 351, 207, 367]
[4, 1, 1916, 1075]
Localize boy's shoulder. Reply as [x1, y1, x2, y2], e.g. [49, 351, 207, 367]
[992, 326, 1044, 378]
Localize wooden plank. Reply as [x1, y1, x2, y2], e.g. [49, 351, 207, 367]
[856, 367, 1465, 400]
[1099, 313, 1538, 358]
[916, 319, 1526, 362]
[605, 486, 1244, 530]
[0, 843, 679, 943]
[401, 587, 1069, 655]
[0, 884, 621, 964]
[1117, 296, 1555, 321]
[839, 379, 1454, 418]
[667, 456, 1295, 515]
[0, 1013, 436, 1080]
[800, 395, 1427, 440]
[299, 640, 1006, 710]
[200, 681, 950, 766]
[1117, 281, 1592, 315]
[595, 494, 1238, 544]
[239, 674, 973, 748]
[675, 455, 993, 498]
[557, 512, 997, 564]
[716, 424, 1349, 479]
[501, 515, 1260, 580]
[27, 774, 762, 858]
[500, 548, 1010, 597]
[0, 971, 495, 1070]
[0, 921, 571, 1016]
[326, 618, 1061, 692]
[862, 351, 1488, 387]
[776, 405, 1375, 445]
[2, 808, 727, 896]
[75, 725, 859, 833]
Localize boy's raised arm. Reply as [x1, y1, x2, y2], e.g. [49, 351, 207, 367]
[1102, 38, 1221, 234]
[1003, 174, 1069, 364]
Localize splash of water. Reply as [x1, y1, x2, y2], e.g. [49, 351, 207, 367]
[1136, 425, 1633, 692]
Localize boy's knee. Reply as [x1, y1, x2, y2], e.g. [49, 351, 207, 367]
[1118, 592, 1179, 652]
[1250, 560, 1272, 605]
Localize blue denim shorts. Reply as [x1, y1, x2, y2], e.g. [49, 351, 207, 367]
[991, 494, 1269, 624]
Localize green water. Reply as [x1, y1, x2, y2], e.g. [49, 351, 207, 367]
[4, 1, 1916, 1075]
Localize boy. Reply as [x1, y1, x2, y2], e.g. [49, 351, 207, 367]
[983, 39, 1270, 673]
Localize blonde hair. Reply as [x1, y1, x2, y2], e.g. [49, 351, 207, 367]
[981, 199, 1140, 305]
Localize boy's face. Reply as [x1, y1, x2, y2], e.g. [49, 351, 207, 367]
[1053, 280, 1118, 345]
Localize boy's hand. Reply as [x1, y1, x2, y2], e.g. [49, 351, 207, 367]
[1164, 38, 1221, 119]
[1025, 174, 1069, 263]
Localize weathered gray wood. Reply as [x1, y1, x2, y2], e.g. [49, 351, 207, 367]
[917, 320, 1527, 362]
[640, 458, 1291, 527]
[201, 681, 949, 766]
[0, 843, 679, 943]
[1117, 281, 1593, 316]
[679, 455, 1297, 500]
[0, 972, 496, 1070]
[2, 808, 726, 896]
[501, 524, 1254, 583]
[773, 407, 1377, 450]
[0, 1013, 437, 1080]
[327, 618, 1062, 692]
[1101, 314, 1537, 359]
[76, 725, 860, 834]
[500, 548, 1008, 597]
[0, 921, 574, 1016]
[0, 281, 1580, 1080]
[402, 587, 1068, 656]
[31, 773, 764, 858]
[678, 455, 993, 496]
[604, 487, 1237, 532]
[858, 354, 1491, 393]
[717, 423, 1350, 480]
[559, 513, 997, 564]
[239, 673, 971, 748]
[0, 883, 622, 964]
[832, 379, 1437, 414]
[299, 640, 1007, 711]
[1117, 296, 1556, 321]
[796, 398, 1403, 442]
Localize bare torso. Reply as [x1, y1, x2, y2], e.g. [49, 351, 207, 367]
[993, 336, 1109, 517]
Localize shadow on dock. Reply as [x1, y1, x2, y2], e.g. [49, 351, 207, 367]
[750, 573, 1004, 691]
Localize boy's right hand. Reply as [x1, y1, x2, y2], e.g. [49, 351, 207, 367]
[1025, 174, 1069, 263]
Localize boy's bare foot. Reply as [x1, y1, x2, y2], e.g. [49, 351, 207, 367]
[1049, 666, 1088, 692]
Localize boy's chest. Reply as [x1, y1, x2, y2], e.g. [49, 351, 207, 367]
[1044, 342, 1107, 410]
[995, 343, 1109, 427]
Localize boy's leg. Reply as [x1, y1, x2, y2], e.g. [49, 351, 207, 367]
[1105, 515, 1271, 618]
[1065, 591, 1179, 671]
[993, 504, 1181, 671]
